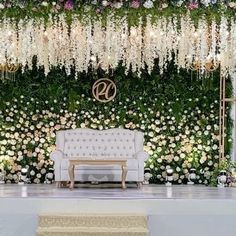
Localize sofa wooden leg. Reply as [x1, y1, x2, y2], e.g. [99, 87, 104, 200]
[60, 181, 68, 188]
[68, 162, 75, 190]
[121, 164, 128, 189]
[137, 182, 142, 188]
[56, 181, 61, 188]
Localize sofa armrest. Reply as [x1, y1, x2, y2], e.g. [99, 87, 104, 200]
[50, 150, 64, 181]
[135, 151, 149, 161]
[50, 150, 64, 162]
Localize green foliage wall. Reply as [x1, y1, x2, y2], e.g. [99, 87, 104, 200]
[0, 63, 232, 184]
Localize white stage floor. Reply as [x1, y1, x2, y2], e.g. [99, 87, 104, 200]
[1, 183, 236, 199]
[0, 184, 236, 236]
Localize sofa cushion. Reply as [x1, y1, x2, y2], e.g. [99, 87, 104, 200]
[60, 158, 139, 170]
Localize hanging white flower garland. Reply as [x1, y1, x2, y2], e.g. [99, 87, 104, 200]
[0, 14, 235, 77]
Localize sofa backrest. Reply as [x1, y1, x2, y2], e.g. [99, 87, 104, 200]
[56, 128, 144, 160]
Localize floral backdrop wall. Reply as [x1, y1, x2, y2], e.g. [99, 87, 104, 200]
[0, 62, 232, 184]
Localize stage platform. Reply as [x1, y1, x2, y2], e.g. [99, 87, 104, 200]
[0, 184, 236, 236]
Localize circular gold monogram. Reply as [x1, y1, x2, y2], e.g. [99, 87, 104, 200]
[92, 78, 117, 103]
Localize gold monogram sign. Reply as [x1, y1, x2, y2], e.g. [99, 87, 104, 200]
[92, 78, 117, 103]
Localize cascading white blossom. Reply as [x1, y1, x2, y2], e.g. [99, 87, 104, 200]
[0, 14, 236, 77]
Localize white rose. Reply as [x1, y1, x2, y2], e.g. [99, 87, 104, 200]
[204, 130, 209, 135]
[229, 2, 236, 8]
[174, 156, 179, 161]
[17, 156, 23, 161]
[200, 156, 207, 164]
[35, 137, 39, 142]
[162, 3, 168, 8]
[180, 153, 185, 158]
[212, 144, 218, 150]
[206, 125, 211, 130]
[49, 122, 54, 126]
[176, 167, 181, 172]
[161, 140, 167, 145]
[13, 174, 18, 180]
[113, 2, 123, 8]
[148, 132, 154, 137]
[34, 178, 40, 184]
[197, 145, 202, 150]
[36, 173, 41, 178]
[143, 0, 154, 8]
[157, 174, 162, 179]
[175, 136, 180, 141]
[41, 169, 47, 174]
[173, 173, 179, 180]
[102, 0, 109, 6]
[208, 160, 213, 166]
[80, 123, 86, 128]
[176, 0, 183, 6]
[2, 140, 7, 145]
[171, 143, 176, 148]
[148, 150, 153, 155]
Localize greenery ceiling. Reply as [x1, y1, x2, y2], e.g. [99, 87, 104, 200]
[0, 0, 235, 21]
[0, 0, 235, 78]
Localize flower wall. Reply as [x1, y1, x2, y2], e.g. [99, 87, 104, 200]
[0, 64, 232, 184]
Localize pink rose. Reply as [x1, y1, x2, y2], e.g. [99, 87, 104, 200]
[64, 0, 74, 10]
[131, 0, 140, 9]
[188, 2, 198, 10]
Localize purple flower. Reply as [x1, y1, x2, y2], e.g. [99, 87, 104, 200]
[131, 0, 140, 9]
[64, 0, 74, 10]
[96, 8, 102, 13]
[188, 2, 198, 10]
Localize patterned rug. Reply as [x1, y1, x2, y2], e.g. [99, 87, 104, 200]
[36, 214, 149, 236]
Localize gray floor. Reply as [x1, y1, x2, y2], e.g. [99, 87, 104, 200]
[0, 183, 236, 199]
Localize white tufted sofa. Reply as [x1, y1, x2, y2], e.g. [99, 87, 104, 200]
[50, 128, 149, 185]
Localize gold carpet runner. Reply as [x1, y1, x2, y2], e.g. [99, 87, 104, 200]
[36, 214, 149, 236]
